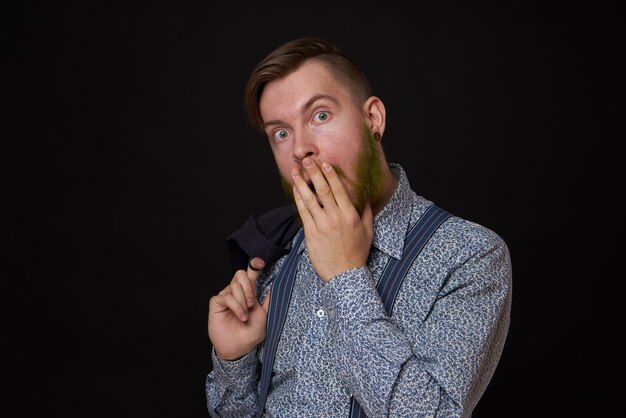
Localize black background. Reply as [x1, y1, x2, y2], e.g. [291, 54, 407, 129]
[3, 1, 621, 417]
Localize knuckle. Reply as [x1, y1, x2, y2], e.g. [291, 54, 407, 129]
[304, 195, 317, 206]
[316, 184, 331, 197]
[347, 212, 360, 226]
[332, 184, 346, 195]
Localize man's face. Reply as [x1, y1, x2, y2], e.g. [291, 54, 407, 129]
[259, 60, 382, 213]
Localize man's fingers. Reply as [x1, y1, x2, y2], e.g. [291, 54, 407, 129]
[320, 161, 353, 211]
[248, 257, 265, 275]
[229, 279, 248, 313]
[302, 158, 337, 210]
[247, 257, 265, 304]
[293, 185, 315, 230]
[212, 293, 248, 322]
[229, 270, 252, 307]
[291, 167, 323, 218]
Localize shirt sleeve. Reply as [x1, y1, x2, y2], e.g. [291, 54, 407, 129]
[320, 232, 512, 417]
[206, 261, 279, 417]
[205, 347, 260, 418]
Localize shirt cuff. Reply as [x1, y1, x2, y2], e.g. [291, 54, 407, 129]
[211, 347, 258, 391]
[321, 266, 387, 329]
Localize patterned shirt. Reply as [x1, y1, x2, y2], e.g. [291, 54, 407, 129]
[206, 163, 512, 417]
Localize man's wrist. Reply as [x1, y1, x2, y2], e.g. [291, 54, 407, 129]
[214, 343, 258, 361]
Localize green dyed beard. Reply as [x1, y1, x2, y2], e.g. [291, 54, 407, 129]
[280, 124, 383, 216]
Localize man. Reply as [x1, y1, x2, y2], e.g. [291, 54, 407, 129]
[206, 37, 512, 417]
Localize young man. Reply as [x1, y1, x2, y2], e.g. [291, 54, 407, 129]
[206, 37, 512, 417]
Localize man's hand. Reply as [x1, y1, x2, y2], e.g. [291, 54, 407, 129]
[291, 157, 373, 281]
[208, 257, 271, 360]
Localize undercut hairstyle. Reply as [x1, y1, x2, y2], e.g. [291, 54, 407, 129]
[244, 37, 374, 133]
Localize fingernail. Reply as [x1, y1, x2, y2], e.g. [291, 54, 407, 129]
[322, 162, 331, 172]
[303, 158, 313, 167]
[247, 298, 254, 308]
[291, 168, 299, 177]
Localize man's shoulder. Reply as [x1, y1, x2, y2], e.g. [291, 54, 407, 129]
[444, 215, 504, 246]
[410, 196, 507, 258]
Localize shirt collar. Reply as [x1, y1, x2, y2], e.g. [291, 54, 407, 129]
[295, 162, 413, 260]
[371, 163, 413, 259]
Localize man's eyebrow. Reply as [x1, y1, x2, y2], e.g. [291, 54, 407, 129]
[262, 94, 338, 129]
[300, 94, 338, 114]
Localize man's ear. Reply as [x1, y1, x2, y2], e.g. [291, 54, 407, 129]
[363, 96, 386, 137]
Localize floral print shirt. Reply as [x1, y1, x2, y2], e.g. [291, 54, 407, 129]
[206, 163, 512, 417]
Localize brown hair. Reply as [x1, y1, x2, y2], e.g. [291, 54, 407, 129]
[244, 37, 374, 132]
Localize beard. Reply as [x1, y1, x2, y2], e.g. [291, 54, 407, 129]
[280, 124, 383, 216]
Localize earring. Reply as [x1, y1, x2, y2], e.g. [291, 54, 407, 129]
[373, 132, 381, 141]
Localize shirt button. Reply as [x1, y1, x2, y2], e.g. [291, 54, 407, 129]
[316, 309, 325, 318]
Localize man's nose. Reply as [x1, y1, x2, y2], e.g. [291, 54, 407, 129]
[292, 129, 317, 164]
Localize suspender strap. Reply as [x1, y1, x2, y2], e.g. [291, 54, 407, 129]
[378, 205, 451, 313]
[256, 205, 450, 418]
[348, 204, 451, 417]
[255, 229, 305, 418]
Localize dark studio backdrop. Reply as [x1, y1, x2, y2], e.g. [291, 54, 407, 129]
[3, 1, 621, 417]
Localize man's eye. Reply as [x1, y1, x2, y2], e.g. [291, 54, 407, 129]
[273, 130, 290, 141]
[314, 111, 329, 122]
